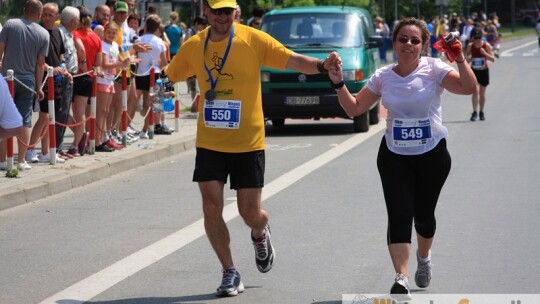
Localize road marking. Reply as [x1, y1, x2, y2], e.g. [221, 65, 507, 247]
[500, 40, 538, 57]
[38, 122, 386, 304]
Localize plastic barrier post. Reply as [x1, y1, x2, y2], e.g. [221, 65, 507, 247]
[121, 67, 128, 146]
[6, 70, 15, 171]
[88, 68, 97, 155]
[47, 67, 56, 165]
[148, 65, 155, 139]
[174, 82, 181, 133]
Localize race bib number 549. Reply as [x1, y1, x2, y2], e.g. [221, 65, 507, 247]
[392, 118, 432, 147]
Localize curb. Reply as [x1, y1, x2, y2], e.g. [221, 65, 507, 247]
[0, 134, 196, 212]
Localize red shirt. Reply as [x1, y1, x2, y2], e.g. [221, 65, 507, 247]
[73, 28, 102, 77]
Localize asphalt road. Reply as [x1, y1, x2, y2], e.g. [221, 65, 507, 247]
[0, 35, 539, 304]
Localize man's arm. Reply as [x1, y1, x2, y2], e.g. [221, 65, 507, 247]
[35, 55, 46, 102]
[285, 52, 331, 75]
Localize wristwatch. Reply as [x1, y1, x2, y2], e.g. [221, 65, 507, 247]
[330, 80, 345, 91]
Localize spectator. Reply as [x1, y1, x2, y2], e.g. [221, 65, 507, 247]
[248, 16, 261, 29]
[0, 0, 49, 171]
[0, 74, 24, 141]
[127, 13, 141, 33]
[165, 11, 182, 60]
[56, 6, 80, 160]
[67, 5, 103, 157]
[96, 21, 130, 152]
[134, 14, 169, 138]
[91, 4, 111, 39]
[27, 2, 67, 164]
[234, 5, 242, 24]
[537, 17, 540, 50]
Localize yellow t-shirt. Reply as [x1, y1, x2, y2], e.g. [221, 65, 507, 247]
[166, 24, 292, 153]
[114, 21, 131, 77]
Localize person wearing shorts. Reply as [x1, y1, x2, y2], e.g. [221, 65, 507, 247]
[466, 27, 495, 121]
[0, 0, 49, 170]
[166, 0, 339, 297]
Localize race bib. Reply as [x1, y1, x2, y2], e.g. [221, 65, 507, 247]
[392, 118, 432, 147]
[203, 99, 241, 129]
[471, 57, 486, 69]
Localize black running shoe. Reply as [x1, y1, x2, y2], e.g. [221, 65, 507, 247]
[251, 224, 275, 273]
[479, 111, 485, 121]
[470, 111, 478, 121]
[216, 269, 244, 297]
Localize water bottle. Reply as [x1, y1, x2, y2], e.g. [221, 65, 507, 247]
[153, 79, 164, 112]
[444, 31, 460, 43]
[55, 62, 65, 82]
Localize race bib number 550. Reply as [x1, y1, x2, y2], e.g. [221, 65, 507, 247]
[203, 100, 241, 129]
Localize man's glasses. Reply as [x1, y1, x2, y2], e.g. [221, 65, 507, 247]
[397, 36, 422, 45]
[209, 7, 235, 16]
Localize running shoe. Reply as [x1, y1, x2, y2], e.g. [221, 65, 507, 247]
[415, 252, 432, 288]
[66, 147, 80, 157]
[479, 111, 485, 121]
[38, 153, 66, 164]
[25, 149, 39, 163]
[216, 269, 244, 297]
[470, 111, 477, 121]
[138, 130, 149, 139]
[0, 161, 7, 171]
[390, 273, 412, 302]
[106, 138, 124, 150]
[96, 143, 115, 152]
[251, 224, 275, 273]
[17, 161, 32, 171]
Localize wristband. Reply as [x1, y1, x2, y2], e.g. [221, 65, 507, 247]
[330, 80, 344, 90]
[317, 59, 328, 74]
[455, 58, 465, 63]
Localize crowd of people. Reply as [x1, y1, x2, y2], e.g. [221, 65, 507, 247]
[0, 0, 207, 170]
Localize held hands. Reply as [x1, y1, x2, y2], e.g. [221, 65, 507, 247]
[325, 52, 343, 85]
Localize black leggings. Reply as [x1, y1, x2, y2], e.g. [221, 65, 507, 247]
[377, 137, 451, 244]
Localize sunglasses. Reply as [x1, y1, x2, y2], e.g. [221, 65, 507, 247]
[209, 7, 235, 16]
[397, 36, 422, 45]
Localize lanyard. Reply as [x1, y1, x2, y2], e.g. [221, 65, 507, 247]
[203, 26, 234, 100]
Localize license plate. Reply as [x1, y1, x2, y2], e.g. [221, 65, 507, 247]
[285, 96, 320, 105]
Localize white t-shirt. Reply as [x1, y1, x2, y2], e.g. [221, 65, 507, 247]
[0, 74, 23, 131]
[366, 57, 454, 155]
[97, 41, 120, 86]
[136, 34, 166, 75]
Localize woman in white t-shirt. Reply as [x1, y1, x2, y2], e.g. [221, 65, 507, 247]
[326, 17, 477, 300]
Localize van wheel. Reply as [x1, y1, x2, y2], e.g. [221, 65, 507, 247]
[271, 119, 285, 128]
[353, 112, 369, 133]
[369, 102, 380, 125]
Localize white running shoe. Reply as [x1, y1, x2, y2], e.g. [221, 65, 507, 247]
[38, 153, 66, 164]
[17, 162, 32, 170]
[25, 149, 39, 163]
[251, 224, 275, 273]
[415, 251, 432, 288]
[390, 273, 412, 301]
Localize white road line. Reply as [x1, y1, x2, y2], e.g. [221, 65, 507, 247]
[39, 122, 386, 304]
[500, 40, 538, 57]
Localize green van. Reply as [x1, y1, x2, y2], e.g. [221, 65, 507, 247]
[260, 6, 383, 132]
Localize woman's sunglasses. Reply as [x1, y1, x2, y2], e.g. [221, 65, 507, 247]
[209, 7, 235, 16]
[397, 36, 422, 45]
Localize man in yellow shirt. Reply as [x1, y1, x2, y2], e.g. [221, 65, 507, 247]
[167, 0, 335, 297]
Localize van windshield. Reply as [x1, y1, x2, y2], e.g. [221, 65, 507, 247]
[261, 13, 363, 48]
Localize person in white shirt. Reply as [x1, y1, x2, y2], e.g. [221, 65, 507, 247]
[0, 74, 24, 141]
[327, 17, 477, 301]
[134, 14, 168, 138]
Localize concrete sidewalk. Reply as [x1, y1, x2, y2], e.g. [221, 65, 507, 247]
[0, 82, 198, 211]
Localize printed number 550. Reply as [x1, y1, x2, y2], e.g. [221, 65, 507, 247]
[211, 109, 231, 121]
